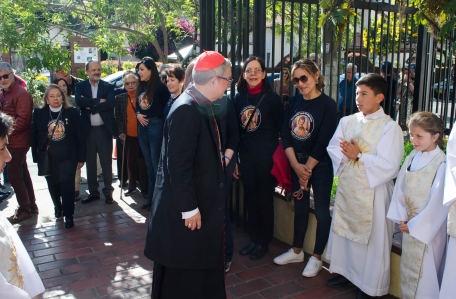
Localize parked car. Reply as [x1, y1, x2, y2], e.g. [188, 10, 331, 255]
[433, 78, 454, 101]
[101, 70, 132, 88]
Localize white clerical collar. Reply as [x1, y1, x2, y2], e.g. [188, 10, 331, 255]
[362, 106, 385, 120]
[49, 105, 63, 112]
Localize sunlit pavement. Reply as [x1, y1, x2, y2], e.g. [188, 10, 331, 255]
[4, 152, 397, 298]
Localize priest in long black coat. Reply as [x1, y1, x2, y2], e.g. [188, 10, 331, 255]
[144, 51, 234, 299]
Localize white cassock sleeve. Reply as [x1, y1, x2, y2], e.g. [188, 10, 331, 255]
[407, 163, 449, 244]
[386, 156, 410, 223]
[0, 273, 31, 299]
[444, 124, 456, 206]
[327, 118, 404, 187]
[327, 116, 351, 176]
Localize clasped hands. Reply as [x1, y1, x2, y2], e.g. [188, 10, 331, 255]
[400, 221, 409, 234]
[340, 139, 360, 160]
[292, 162, 312, 191]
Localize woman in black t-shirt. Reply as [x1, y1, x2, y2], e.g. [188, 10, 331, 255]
[273, 59, 337, 278]
[233, 57, 283, 260]
[135, 57, 171, 210]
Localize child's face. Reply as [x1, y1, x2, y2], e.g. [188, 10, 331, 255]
[409, 125, 438, 152]
[355, 84, 383, 116]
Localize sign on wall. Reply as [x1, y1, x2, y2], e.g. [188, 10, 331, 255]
[74, 47, 98, 63]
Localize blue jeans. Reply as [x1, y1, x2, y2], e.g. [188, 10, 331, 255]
[292, 153, 333, 255]
[138, 118, 164, 206]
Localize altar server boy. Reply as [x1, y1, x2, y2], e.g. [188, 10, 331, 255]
[326, 73, 404, 299]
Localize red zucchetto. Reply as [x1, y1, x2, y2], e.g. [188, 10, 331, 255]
[194, 51, 226, 71]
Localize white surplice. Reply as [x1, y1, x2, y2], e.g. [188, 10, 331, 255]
[0, 211, 44, 299]
[441, 124, 456, 299]
[388, 147, 448, 299]
[326, 108, 404, 297]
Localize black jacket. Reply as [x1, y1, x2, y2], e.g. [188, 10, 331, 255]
[75, 80, 119, 136]
[31, 107, 86, 164]
[144, 85, 227, 269]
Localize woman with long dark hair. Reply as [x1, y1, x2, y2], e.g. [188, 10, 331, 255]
[135, 57, 170, 210]
[32, 84, 86, 228]
[273, 59, 337, 278]
[233, 56, 283, 260]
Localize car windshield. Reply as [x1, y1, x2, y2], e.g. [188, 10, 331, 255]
[101, 71, 127, 82]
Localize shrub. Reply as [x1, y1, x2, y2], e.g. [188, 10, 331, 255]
[76, 68, 88, 80]
[122, 61, 135, 70]
[17, 70, 48, 107]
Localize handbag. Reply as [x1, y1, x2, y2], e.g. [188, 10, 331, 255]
[240, 93, 267, 139]
[37, 110, 62, 176]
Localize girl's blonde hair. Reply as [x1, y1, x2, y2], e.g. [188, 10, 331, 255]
[407, 112, 444, 148]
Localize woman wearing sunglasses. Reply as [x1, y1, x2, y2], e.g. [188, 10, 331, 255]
[135, 57, 171, 210]
[273, 67, 294, 98]
[233, 57, 283, 260]
[273, 59, 338, 278]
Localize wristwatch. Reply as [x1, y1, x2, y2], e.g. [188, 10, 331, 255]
[355, 152, 362, 161]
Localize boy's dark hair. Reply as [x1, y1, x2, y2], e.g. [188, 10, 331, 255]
[0, 112, 14, 138]
[356, 73, 387, 97]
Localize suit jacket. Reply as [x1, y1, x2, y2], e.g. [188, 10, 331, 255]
[31, 107, 87, 164]
[144, 85, 227, 269]
[75, 80, 118, 136]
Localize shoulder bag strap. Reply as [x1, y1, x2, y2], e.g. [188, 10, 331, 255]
[240, 93, 267, 139]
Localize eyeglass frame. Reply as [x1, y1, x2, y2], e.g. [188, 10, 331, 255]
[291, 75, 309, 85]
[244, 69, 264, 75]
[215, 76, 233, 84]
[0, 72, 12, 80]
[124, 81, 137, 86]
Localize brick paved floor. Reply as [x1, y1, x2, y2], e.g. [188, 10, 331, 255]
[17, 208, 397, 299]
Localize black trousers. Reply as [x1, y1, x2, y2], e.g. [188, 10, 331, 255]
[86, 125, 114, 196]
[239, 158, 276, 247]
[45, 157, 76, 217]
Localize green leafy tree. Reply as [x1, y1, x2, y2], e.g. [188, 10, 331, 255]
[0, 0, 197, 72]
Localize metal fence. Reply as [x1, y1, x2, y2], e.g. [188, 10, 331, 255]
[200, 0, 456, 226]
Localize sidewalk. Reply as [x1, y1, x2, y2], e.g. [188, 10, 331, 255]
[4, 153, 397, 298]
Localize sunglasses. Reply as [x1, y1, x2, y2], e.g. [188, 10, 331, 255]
[283, 72, 289, 75]
[124, 81, 137, 86]
[0, 72, 12, 80]
[292, 75, 309, 85]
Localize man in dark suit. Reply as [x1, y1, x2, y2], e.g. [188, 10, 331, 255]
[75, 61, 118, 204]
[144, 51, 233, 298]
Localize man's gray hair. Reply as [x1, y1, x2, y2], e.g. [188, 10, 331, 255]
[347, 63, 357, 73]
[192, 59, 232, 85]
[0, 62, 13, 73]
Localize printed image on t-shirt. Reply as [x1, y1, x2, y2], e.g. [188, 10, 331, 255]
[240, 106, 261, 132]
[290, 112, 313, 141]
[47, 120, 66, 141]
[138, 92, 151, 110]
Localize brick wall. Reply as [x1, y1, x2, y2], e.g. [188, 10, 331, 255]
[69, 36, 101, 77]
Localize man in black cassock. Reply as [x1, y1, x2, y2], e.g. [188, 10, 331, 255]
[144, 51, 233, 299]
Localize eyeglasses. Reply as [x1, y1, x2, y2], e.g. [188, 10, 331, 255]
[292, 75, 309, 85]
[124, 81, 137, 86]
[216, 76, 233, 84]
[283, 72, 289, 75]
[244, 69, 263, 74]
[0, 72, 12, 80]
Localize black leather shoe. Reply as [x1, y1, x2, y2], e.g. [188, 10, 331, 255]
[327, 274, 351, 289]
[65, 216, 74, 229]
[0, 191, 11, 201]
[249, 244, 269, 260]
[356, 289, 373, 299]
[239, 242, 256, 256]
[105, 195, 114, 204]
[81, 194, 100, 204]
[125, 189, 137, 196]
[141, 204, 150, 210]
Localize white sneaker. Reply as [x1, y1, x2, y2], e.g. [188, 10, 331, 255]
[273, 248, 304, 265]
[302, 256, 323, 277]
